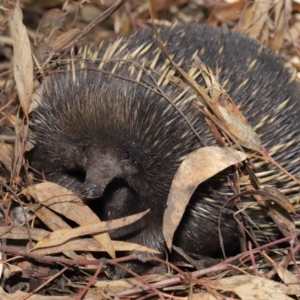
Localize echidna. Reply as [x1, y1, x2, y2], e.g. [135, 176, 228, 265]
[30, 24, 300, 275]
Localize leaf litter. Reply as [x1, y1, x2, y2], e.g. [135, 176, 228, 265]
[0, 0, 299, 299]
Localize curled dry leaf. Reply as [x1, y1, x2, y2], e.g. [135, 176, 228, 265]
[10, 4, 33, 116]
[26, 182, 116, 258]
[33, 209, 149, 250]
[263, 185, 296, 214]
[262, 186, 296, 238]
[163, 146, 247, 251]
[267, 206, 296, 239]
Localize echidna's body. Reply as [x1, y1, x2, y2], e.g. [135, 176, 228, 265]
[31, 24, 300, 275]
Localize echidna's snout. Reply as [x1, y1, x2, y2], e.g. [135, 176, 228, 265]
[82, 149, 138, 199]
[82, 179, 109, 199]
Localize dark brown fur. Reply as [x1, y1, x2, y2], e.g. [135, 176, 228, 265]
[30, 24, 300, 276]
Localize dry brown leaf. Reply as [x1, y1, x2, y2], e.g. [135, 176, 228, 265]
[81, 5, 102, 23]
[235, 0, 291, 50]
[235, 0, 273, 43]
[34, 28, 80, 63]
[36, 8, 66, 37]
[163, 146, 247, 251]
[10, 4, 33, 116]
[3, 263, 22, 279]
[285, 22, 300, 42]
[212, 275, 295, 299]
[192, 292, 217, 300]
[274, 263, 300, 294]
[267, 206, 296, 239]
[33, 209, 149, 250]
[33, 8, 77, 63]
[87, 274, 173, 296]
[207, 0, 245, 24]
[25, 202, 83, 260]
[0, 142, 13, 172]
[48, 28, 81, 49]
[34, 239, 159, 255]
[270, 0, 290, 50]
[0, 226, 49, 241]
[26, 182, 116, 258]
[26, 202, 71, 231]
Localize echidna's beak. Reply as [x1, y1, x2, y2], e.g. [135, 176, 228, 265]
[82, 178, 111, 199]
[81, 151, 137, 199]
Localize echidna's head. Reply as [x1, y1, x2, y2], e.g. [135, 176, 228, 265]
[30, 68, 204, 212]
